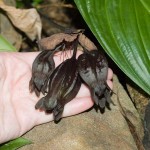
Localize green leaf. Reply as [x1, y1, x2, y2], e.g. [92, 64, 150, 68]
[0, 138, 32, 150]
[0, 35, 16, 52]
[75, 0, 150, 95]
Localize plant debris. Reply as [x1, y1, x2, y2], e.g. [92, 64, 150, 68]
[35, 37, 81, 122]
[29, 30, 112, 122]
[29, 50, 55, 97]
[0, 0, 42, 40]
[78, 49, 112, 110]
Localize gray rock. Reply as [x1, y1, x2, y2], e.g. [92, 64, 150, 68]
[21, 75, 144, 150]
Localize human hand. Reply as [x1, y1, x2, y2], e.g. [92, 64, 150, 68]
[0, 51, 113, 144]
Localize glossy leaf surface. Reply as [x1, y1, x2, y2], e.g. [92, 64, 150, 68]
[75, 0, 150, 94]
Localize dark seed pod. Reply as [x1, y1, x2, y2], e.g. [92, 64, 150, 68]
[78, 50, 112, 109]
[35, 38, 81, 122]
[29, 50, 55, 96]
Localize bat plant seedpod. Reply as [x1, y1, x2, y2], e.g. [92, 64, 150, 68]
[35, 37, 81, 122]
[29, 50, 55, 96]
[78, 50, 112, 109]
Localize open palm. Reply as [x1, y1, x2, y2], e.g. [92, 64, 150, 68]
[0, 51, 113, 144]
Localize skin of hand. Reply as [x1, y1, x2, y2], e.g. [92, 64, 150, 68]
[0, 51, 113, 144]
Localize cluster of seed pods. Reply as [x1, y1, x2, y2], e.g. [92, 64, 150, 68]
[29, 31, 112, 123]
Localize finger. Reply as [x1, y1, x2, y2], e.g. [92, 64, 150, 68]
[62, 96, 93, 117]
[76, 84, 91, 98]
[107, 68, 113, 80]
[35, 96, 93, 124]
[107, 80, 113, 89]
[24, 50, 83, 67]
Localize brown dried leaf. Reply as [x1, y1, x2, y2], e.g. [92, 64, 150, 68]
[79, 33, 97, 51]
[38, 33, 78, 50]
[0, 0, 42, 40]
[0, 3, 22, 50]
[38, 31, 97, 51]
